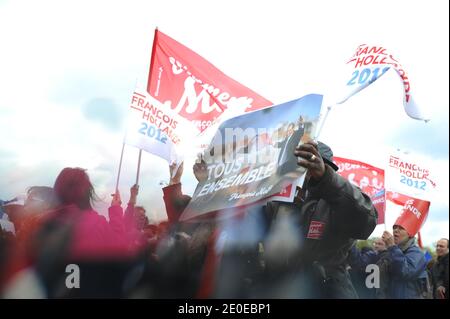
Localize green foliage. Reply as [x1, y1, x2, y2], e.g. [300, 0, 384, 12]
[356, 238, 374, 250]
[355, 238, 437, 260]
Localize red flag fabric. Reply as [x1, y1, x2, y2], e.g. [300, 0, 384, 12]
[386, 190, 411, 206]
[334, 157, 385, 224]
[147, 29, 272, 133]
[417, 231, 423, 249]
[394, 196, 430, 237]
[371, 190, 386, 225]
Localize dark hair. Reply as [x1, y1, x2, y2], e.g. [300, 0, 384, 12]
[53, 168, 98, 210]
[438, 238, 449, 248]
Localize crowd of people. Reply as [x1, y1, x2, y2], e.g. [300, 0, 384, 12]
[0, 139, 448, 299]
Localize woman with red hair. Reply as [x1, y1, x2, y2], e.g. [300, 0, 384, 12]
[32, 168, 141, 297]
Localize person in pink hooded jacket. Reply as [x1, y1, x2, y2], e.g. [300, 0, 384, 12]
[30, 167, 144, 298]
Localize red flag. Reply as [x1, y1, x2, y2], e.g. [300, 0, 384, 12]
[334, 157, 385, 224]
[394, 196, 430, 237]
[386, 190, 411, 206]
[147, 29, 272, 133]
[371, 189, 386, 225]
[417, 231, 423, 249]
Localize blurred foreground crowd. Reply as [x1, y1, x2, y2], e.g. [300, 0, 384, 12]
[0, 141, 448, 299]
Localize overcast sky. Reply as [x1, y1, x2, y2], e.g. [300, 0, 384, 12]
[0, 0, 448, 246]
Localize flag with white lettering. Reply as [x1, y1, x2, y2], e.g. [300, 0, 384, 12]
[386, 150, 436, 200]
[394, 195, 430, 237]
[123, 90, 196, 163]
[339, 44, 428, 121]
[386, 190, 411, 206]
[126, 29, 273, 163]
[147, 29, 272, 134]
[333, 156, 385, 224]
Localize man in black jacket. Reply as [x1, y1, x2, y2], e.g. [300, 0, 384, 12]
[160, 140, 377, 299]
[432, 238, 449, 299]
[260, 139, 378, 298]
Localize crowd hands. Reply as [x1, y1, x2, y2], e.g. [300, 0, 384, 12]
[0, 139, 447, 299]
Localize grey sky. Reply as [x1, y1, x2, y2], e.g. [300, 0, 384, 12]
[0, 0, 448, 245]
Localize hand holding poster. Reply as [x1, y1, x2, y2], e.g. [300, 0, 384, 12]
[179, 94, 322, 222]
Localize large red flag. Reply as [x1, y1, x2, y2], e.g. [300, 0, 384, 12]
[147, 29, 272, 133]
[334, 157, 385, 224]
[386, 190, 412, 206]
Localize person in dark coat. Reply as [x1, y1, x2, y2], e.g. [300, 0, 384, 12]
[348, 238, 390, 298]
[259, 139, 377, 298]
[432, 238, 449, 299]
[159, 139, 377, 299]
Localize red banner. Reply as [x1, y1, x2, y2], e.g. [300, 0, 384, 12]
[386, 190, 411, 206]
[394, 196, 430, 237]
[334, 157, 385, 224]
[147, 29, 272, 133]
[371, 190, 386, 225]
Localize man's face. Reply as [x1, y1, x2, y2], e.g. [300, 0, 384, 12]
[436, 239, 449, 257]
[373, 238, 387, 252]
[393, 225, 409, 245]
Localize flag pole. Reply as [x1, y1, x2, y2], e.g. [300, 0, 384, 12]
[115, 142, 126, 192]
[135, 27, 159, 185]
[136, 149, 142, 185]
[314, 105, 333, 140]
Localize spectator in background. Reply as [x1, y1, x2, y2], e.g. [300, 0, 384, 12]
[1, 200, 16, 236]
[382, 223, 428, 298]
[20, 167, 141, 298]
[2, 187, 58, 237]
[348, 238, 390, 298]
[134, 206, 149, 230]
[432, 238, 449, 299]
[1, 187, 59, 294]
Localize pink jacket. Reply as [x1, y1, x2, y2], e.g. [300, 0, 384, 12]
[47, 204, 144, 261]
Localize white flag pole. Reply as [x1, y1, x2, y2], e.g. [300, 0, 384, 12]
[136, 149, 142, 185]
[115, 142, 126, 192]
[313, 104, 333, 140]
[134, 27, 159, 186]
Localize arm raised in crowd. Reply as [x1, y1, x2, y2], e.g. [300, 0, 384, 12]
[163, 162, 191, 223]
[348, 244, 378, 271]
[383, 231, 427, 280]
[108, 190, 125, 234]
[123, 184, 139, 228]
[163, 157, 208, 224]
[295, 140, 377, 239]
